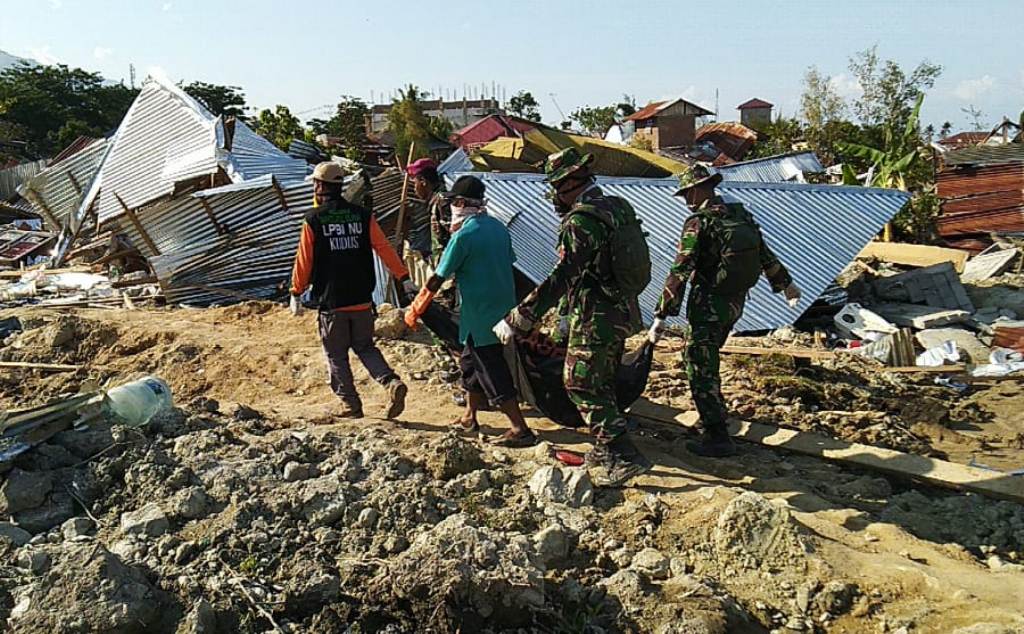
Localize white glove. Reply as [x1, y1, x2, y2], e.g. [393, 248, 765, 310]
[492, 319, 515, 345]
[289, 294, 305, 316]
[648, 318, 665, 343]
[784, 282, 802, 308]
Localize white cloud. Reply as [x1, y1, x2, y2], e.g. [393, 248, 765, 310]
[93, 46, 113, 60]
[49, 0, 63, 9]
[146, 65, 172, 85]
[162, 2, 173, 10]
[828, 73, 862, 99]
[28, 46, 60, 65]
[954, 75, 997, 101]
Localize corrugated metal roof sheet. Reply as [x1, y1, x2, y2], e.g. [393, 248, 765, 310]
[737, 98, 773, 109]
[942, 143, 1024, 167]
[18, 139, 109, 230]
[0, 160, 47, 201]
[710, 151, 824, 183]
[437, 149, 473, 175]
[447, 172, 909, 332]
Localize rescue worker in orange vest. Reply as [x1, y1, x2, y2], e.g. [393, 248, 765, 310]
[289, 162, 411, 419]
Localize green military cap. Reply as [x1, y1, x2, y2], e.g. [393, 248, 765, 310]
[544, 147, 594, 183]
[674, 164, 722, 196]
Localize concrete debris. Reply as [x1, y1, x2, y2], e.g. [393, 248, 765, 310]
[833, 303, 897, 341]
[962, 248, 1019, 283]
[528, 465, 594, 508]
[916, 327, 991, 365]
[873, 261, 975, 312]
[120, 502, 170, 537]
[872, 302, 971, 329]
[713, 492, 809, 571]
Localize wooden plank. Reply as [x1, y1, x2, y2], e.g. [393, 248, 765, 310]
[719, 345, 836, 360]
[858, 242, 970, 273]
[113, 193, 160, 256]
[629, 400, 1024, 503]
[0, 361, 83, 372]
[22, 188, 61, 230]
[871, 303, 970, 329]
[198, 198, 228, 235]
[392, 142, 416, 254]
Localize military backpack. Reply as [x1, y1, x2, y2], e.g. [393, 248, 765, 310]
[698, 203, 763, 295]
[569, 196, 652, 298]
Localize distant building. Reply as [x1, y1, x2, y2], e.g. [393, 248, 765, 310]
[624, 98, 714, 151]
[367, 99, 504, 135]
[449, 114, 539, 150]
[737, 98, 773, 127]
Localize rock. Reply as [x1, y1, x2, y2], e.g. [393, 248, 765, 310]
[375, 307, 409, 340]
[631, 547, 670, 580]
[599, 569, 647, 603]
[15, 549, 51, 574]
[425, 432, 485, 480]
[528, 466, 594, 508]
[61, 516, 95, 540]
[533, 524, 570, 565]
[457, 469, 491, 493]
[170, 487, 209, 520]
[189, 396, 220, 413]
[356, 507, 380, 529]
[121, 503, 170, 537]
[713, 492, 809, 571]
[533, 441, 553, 461]
[669, 557, 689, 578]
[284, 461, 311, 482]
[7, 543, 170, 633]
[0, 469, 53, 514]
[811, 581, 857, 615]
[177, 598, 217, 633]
[13, 490, 74, 534]
[231, 404, 262, 420]
[0, 521, 33, 546]
[285, 571, 341, 616]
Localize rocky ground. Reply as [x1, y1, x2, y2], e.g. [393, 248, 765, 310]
[0, 304, 1022, 633]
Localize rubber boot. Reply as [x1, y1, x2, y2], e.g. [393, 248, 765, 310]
[587, 434, 653, 487]
[686, 426, 737, 457]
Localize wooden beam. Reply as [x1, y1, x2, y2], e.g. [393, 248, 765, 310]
[23, 188, 61, 230]
[271, 176, 289, 212]
[392, 142, 416, 253]
[0, 361, 83, 372]
[630, 400, 1024, 504]
[67, 172, 83, 195]
[719, 345, 837, 360]
[858, 242, 970, 273]
[198, 198, 228, 235]
[113, 193, 160, 256]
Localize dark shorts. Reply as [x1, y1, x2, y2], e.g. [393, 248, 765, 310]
[460, 335, 517, 407]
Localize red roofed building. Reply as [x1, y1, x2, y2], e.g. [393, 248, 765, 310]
[625, 98, 713, 151]
[449, 114, 540, 150]
[737, 98, 773, 127]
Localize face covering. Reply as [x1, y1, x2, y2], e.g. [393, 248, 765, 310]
[450, 205, 483, 232]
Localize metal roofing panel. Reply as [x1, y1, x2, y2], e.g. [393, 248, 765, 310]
[18, 138, 109, 230]
[438, 148, 473, 175]
[226, 119, 310, 185]
[942, 143, 1024, 167]
[449, 172, 909, 332]
[710, 151, 825, 183]
[0, 160, 47, 201]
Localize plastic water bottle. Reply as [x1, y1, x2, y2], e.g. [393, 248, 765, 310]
[104, 376, 173, 426]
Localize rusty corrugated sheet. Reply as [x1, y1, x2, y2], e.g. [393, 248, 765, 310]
[695, 122, 757, 160]
[937, 159, 1024, 248]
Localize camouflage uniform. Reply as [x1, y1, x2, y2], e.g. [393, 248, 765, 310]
[655, 196, 793, 434]
[518, 187, 641, 440]
[428, 189, 453, 266]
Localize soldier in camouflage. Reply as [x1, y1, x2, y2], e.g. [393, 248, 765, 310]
[650, 167, 802, 457]
[493, 147, 652, 486]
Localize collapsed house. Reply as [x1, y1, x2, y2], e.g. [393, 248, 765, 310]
[445, 172, 910, 332]
[937, 143, 1024, 252]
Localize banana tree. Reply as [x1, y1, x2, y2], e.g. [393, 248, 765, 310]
[838, 93, 925, 191]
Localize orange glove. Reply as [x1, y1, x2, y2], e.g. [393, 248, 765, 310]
[403, 287, 436, 330]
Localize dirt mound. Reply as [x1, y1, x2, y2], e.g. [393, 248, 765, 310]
[713, 491, 811, 572]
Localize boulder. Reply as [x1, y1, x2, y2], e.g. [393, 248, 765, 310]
[528, 466, 593, 508]
[0, 521, 33, 546]
[0, 469, 53, 514]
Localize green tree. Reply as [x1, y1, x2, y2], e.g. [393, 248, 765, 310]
[615, 94, 637, 119]
[181, 81, 248, 121]
[0, 62, 138, 157]
[387, 84, 433, 160]
[961, 104, 986, 131]
[253, 105, 304, 151]
[800, 66, 851, 165]
[508, 90, 541, 122]
[570, 104, 617, 135]
[847, 46, 941, 151]
[747, 116, 804, 158]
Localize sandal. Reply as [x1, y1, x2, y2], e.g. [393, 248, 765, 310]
[452, 417, 480, 433]
[489, 430, 538, 448]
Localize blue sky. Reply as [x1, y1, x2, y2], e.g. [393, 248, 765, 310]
[2, 0, 1022, 132]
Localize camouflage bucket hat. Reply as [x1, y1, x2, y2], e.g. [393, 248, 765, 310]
[674, 164, 722, 196]
[544, 147, 594, 183]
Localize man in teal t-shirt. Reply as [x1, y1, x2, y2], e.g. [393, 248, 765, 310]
[405, 176, 535, 446]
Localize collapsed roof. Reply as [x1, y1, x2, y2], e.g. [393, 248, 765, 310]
[446, 172, 909, 332]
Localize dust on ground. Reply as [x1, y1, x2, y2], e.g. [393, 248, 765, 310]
[1, 304, 1022, 633]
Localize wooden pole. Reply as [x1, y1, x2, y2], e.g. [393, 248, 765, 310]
[198, 198, 228, 235]
[114, 193, 160, 256]
[392, 142, 417, 253]
[23, 188, 61, 230]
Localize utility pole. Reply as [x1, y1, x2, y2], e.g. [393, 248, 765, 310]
[129, 64, 136, 90]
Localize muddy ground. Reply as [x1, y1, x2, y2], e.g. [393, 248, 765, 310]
[0, 303, 1022, 633]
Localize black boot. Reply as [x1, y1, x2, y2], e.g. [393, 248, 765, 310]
[686, 427, 737, 457]
[586, 434, 653, 487]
